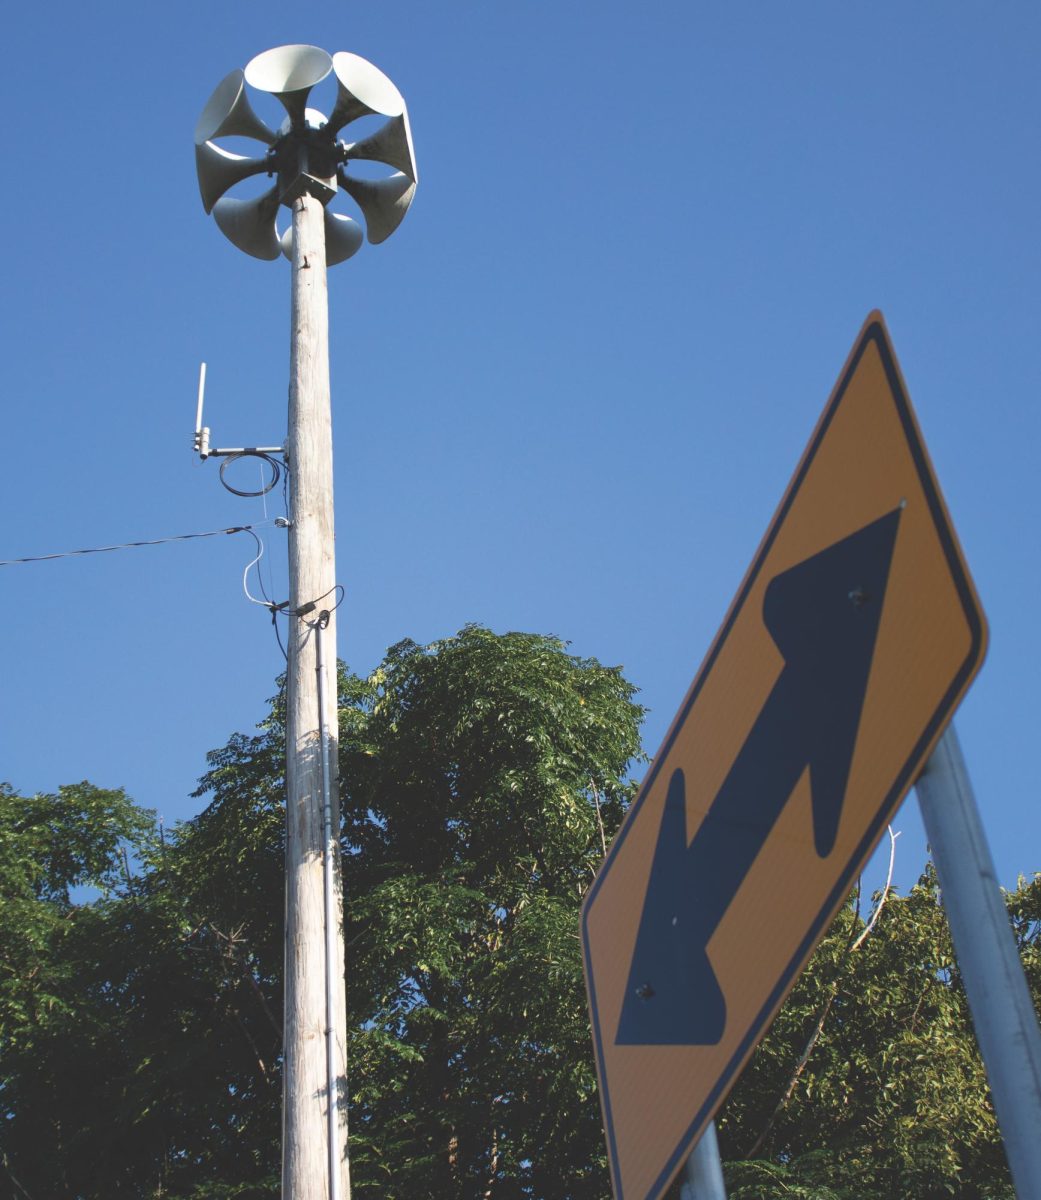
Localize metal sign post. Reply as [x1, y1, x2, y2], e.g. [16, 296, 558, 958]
[679, 1123, 727, 1200]
[916, 723, 1041, 1197]
[193, 44, 418, 1200]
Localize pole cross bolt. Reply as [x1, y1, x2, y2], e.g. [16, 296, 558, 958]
[194, 44, 418, 263]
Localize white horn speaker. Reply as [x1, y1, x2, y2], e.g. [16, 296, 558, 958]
[280, 211, 364, 267]
[195, 69, 275, 146]
[195, 141, 270, 213]
[339, 171, 416, 244]
[327, 51, 405, 133]
[342, 112, 417, 183]
[212, 186, 282, 260]
[244, 44, 332, 127]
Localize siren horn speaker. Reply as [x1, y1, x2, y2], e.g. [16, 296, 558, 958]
[245, 44, 333, 128]
[195, 141, 270, 213]
[195, 69, 275, 146]
[280, 210, 363, 266]
[338, 171, 416, 244]
[327, 51, 405, 133]
[212, 186, 282, 260]
[341, 112, 417, 182]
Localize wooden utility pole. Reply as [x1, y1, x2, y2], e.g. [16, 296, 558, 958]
[283, 191, 350, 1200]
[194, 45, 418, 1200]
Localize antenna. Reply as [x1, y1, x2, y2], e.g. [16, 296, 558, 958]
[191, 360, 284, 465]
[193, 363, 211, 458]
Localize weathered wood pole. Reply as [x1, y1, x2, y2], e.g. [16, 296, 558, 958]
[283, 190, 350, 1200]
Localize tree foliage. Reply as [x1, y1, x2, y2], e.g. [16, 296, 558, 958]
[341, 628, 642, 1198]
[707, 867, 1029, 1200]
[0, 626, 1037, 1200]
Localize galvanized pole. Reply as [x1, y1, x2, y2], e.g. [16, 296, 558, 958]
[679, 1122, 728, 1200]
[283, 190, 350, 1200]
[916, 722, 1041, 1197]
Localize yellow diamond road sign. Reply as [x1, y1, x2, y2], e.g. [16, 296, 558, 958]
[581, 312, 987, 1200]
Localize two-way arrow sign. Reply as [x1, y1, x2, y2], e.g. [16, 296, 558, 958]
[581, 314, 986, 1200]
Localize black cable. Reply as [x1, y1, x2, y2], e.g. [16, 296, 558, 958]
[264, 586, 342, 661]
[292, 584, 345, 620]
[0, 524, 261, 568]
[271, 609, 289, 663]
[218, 451, 284, 498]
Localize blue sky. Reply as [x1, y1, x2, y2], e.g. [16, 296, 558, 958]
[1, 2, 1038, 898]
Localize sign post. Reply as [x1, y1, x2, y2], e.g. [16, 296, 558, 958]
[678, 1124, 726, 1200]
[916, 724, 1041, 1196]
[582, 312, 987, 1200]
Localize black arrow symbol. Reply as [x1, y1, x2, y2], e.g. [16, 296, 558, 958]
[616, 508, 903, 1047]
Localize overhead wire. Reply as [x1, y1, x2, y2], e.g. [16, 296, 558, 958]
[0, 523, 274, 568]
[2, 449, 337, 670]
[219, 448, 293, 662]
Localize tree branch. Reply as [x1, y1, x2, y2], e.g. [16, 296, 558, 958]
[590, 780, 607, 859]
[851, 826, 899, 951]
[745, 825, 900, 1158]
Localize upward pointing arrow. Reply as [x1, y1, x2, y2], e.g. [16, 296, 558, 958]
[616, 508, 903, 1047]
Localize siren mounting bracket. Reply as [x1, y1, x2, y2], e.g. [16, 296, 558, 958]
[269, 129, 339, 207]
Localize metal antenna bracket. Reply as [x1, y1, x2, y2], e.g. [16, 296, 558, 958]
[192, 361, 284, 461]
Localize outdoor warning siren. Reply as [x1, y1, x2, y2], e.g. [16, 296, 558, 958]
[244, 44, 333, 126]
[194, 69, 276, 146]
[212, 186, 282, 260]
[195, 142, 271, 214]
[340, 113, 417, 183]
[327, 51, 405, 131]
[280, 210, 364, 266]
[336, 172, 415, 244]
[195, 43, 418, 262]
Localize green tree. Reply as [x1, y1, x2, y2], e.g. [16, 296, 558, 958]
[0, 781, 155, 1196]
[340, 627, 643, 1198]
[1, 628, 1037, 1200]
[0, 625, 642, 1199]
[701, 867, 1036, 1200]
[182, 625, 643, 1198]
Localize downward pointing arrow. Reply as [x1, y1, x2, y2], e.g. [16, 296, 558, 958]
[616, 508, 903, 1047]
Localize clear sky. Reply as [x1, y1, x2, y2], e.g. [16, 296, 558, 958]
[2, 1, 1038, 898]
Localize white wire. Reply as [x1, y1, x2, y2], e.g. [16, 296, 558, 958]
[241, 530, 274, 608]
